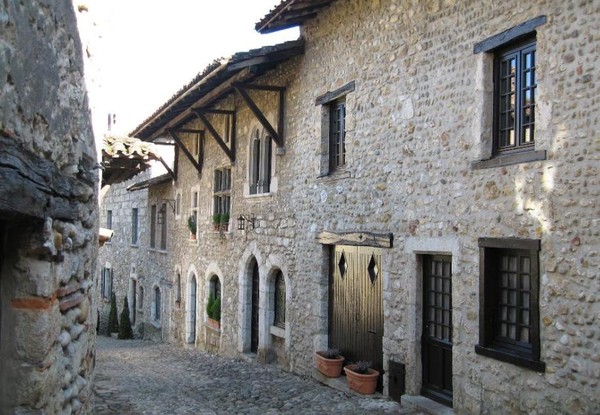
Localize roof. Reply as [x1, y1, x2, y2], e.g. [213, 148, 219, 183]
[101, 135, 161, 185]
[130, 39, 305, 141]
[255, 0, 333, 34]
[126, 173, 172, 192]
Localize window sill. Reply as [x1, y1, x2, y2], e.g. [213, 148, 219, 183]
[270, 325, 285, 339]
[475, 344, 545, 372]
[246, 192, 274, 200]
[151, 320, 161, 329]
[130, 244, 139, 248]
[316, 169, 352, 182]
[471, 150, 546, 170]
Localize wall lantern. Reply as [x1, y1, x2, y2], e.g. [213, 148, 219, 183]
[237, 214, 255, 231]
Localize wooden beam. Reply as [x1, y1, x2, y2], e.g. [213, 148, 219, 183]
[168, 129, 203, 175]
[191, 109, 235, 162]
[157, 156, 176, 179]
[317, 231, 393, 249]
[235, 85, 283, 147]
[147, 69, 252, 141]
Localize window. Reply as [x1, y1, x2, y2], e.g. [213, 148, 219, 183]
[153, 286, 161, 322]
[175, 272, 181, 304]
[476, 238, 545, 372]
[101, 267, 112, 299]
[190, 189, 199, 235]
[106, 210, 112, 229]
[249, 128, 272, 195]
[494, 38, 536, 154]
[329, 99, 346, 171]
[131, 208, 138, 245]
[159, 203, 167, 250]
[273, 270, 286, 329]
[207, 276, 221, 322]
[471, 16, 546, 169]
[138, 286, 144, 310]
[150, 204, 156, 248]
[192, 133, 200, 159]
[316, 81, 354, 176]
[175, 191, 182, 219]
[213, 168, 231, 224]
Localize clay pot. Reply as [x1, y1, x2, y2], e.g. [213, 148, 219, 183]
[315, 352, 345, 377]
[344, 365, 380, 394]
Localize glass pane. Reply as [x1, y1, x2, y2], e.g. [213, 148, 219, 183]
[508, 307, 516, 323]
[522, 292, 530, 308]
[521, 256, 531, 273]
[443, 326, 450, 341]
[500, 322, 507, 337]
[508, 324, 516, 340]
[501, 289, 508, 303]
[520, 327, 529, 343]
[500, 305, 507, 320]
[442, 278, 450, 294]
[521, 309, 530, 325]
[509, 290, 517, 307]
[521, 274, 530, 290]
[443, 294, 450, 309]
[509, 274, 517, 289]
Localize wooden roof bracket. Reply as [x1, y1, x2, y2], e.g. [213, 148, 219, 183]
[191, 108, 236, 162]
[157, 156, 176, 180]
[233, 83, 285, 148]
[167, 129, 204, 175]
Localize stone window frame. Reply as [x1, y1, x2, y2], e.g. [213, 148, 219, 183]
[248, 127, 273, 196]
[174, 266, 182, 306]
[475, 237, 545, 372]
[316, 81, 355, 178]
[131, 207, 138, 246]
[471, 16, 547, 170]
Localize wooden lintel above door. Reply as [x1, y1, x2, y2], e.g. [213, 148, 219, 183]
[317, 231, 393, 248]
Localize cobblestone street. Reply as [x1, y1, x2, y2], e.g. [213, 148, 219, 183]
[93, 336, 421, 414]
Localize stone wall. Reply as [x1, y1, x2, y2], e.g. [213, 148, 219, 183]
[0, 1, 98, 414]
[100, 0, 599, 413]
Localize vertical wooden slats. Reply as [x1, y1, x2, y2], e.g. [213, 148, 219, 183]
[329, 246, 383, 378]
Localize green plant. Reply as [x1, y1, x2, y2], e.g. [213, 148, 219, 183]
[118, 296, 133, 339]
[187, 215, 197, 234]
[210, 297, 221, 321]
[206, 296, 215, 317]
[351, 361, 372, 374]
[319, 348, 342, 359]
[212, 213, 222, 225]
[220, 212, 230, 224]
[108, 292, 119, 334]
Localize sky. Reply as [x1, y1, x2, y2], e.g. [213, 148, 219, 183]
[81, 0, 298, 137]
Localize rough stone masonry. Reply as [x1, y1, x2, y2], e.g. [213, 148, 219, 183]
[0, 1, 98, 414]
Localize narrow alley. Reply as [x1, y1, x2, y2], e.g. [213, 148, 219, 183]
[93, 337, 421, 415]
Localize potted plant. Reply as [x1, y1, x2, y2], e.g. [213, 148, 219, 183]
[206, 295, 221, 330]
[344, 361, 380, 394]
[212, 213, 221, 232]
[315, 348, 344, 378]
[187, 215, 197, 240]
[220, 212, 230, 232]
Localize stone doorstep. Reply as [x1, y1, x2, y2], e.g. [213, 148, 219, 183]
[401, 395, 455, 415]
[312, 369, 455, 415]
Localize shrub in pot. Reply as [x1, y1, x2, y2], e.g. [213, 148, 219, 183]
[344, 361, 380, 394]
[315, 348, 344, 378]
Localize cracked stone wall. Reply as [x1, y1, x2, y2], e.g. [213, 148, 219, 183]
[0, 1, 98, 414]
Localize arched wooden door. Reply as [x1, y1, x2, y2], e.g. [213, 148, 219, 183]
[188, 276, 197, 344]
[250, 259, 260, 353]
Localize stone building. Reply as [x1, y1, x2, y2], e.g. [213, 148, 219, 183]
[99, 0, 600, 413]
[0, 1, 98, 414]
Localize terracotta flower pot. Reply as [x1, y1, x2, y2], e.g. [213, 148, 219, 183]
[315, 351, 345, 377]
[344, 365, 380, 394]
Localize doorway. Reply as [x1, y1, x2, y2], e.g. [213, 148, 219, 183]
[422, 255, 453, 406]
[250, 258, 259, 353]
[187, 276, 197, 344]
[329, 245, 383, 387]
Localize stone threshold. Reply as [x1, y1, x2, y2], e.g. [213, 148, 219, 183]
[313, 368, 454, 415]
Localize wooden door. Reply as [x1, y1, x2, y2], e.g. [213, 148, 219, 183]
[329, 245, 383, 386]
[251, 260, 260, 353]
[422, 255, 453, 406]
[190, 277, 196, 343]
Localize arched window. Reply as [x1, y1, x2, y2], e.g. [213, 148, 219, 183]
[153, 286, 161, 322]
[207, 275, 221, 322]
[274, 270, 285, 329]
[249, 128, 272, 195]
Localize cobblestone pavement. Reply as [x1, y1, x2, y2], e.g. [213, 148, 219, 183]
[94, 336, 422, 415]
